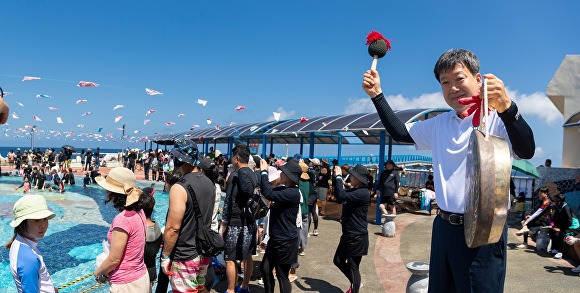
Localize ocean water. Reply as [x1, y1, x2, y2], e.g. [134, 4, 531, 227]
[0, 176, 169, 292]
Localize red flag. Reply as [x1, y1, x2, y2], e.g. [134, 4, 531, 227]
[299, 117, 308, 123]
[235, 105, 246, 111]
[77, 81, 100, 87]
[215, 124, 220, 131]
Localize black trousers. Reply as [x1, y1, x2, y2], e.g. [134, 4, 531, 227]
[428, 215, 507, 293]
[333, 248, 362, 293]
[260, 257, 291, 293]
[308, 203, 318, 230]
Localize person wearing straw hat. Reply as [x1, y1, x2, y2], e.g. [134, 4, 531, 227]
[160, 139, 215, 293]
[258, 158, 302, 293]
[363, 49, 535, 292]
[93, 167, 149, 292]
[332, 164, 371, 293]
[6, 194, 57, 293]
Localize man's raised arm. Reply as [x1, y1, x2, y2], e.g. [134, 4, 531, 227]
[362, 70, 414, 143]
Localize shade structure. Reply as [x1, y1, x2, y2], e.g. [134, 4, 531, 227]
[147, 108, 451, 146]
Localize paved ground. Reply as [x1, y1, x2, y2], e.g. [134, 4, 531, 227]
[56, 165, 580, 292]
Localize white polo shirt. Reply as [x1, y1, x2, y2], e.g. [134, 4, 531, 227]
[406, 110, 513, 214]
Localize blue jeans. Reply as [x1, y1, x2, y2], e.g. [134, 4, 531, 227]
[428, 215, 507, 293]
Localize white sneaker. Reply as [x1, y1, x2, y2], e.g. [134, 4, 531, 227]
[554, 252, 563, 259]
[517, 243, 528, 249]
[516, 226, 529, 236]
[307, 233, 311, 237]
[313, 230, 319, 236]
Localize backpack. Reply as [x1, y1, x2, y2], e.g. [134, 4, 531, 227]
[180, 178, 225, 257]
[246, 171, 269, 220]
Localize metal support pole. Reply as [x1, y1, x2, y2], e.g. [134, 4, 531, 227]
[228, 137, 234, 156]
[309, 132, 315, 159]
[262, 135, 267, 158]
[376, 131, 386, 225]
[300, 137, 304, 155]
[269, 138, 274, 156]
[388, 136, 393, 161]
[337, 135, 343, 165]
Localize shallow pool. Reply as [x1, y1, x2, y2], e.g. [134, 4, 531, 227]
[0, 176, 169, 293]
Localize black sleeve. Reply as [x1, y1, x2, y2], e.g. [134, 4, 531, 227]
[371, 93, 415, 143]
[565, 206, 573, 228]
[497, 102, 535, 159]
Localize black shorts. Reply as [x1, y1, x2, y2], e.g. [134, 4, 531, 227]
[380, 195, 397, 205]
[336, 233, 369, 257]
[264, 238, 298, 265]
[224, 224, 257, 261]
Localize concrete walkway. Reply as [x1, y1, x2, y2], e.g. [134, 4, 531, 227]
[208, 201, 580, 293]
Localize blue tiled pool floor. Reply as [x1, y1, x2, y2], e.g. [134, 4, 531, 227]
[0, 176, 168, 292]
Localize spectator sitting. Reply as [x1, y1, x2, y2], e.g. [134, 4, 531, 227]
[425, 175, 434, 191]
[516, 187, 555, 249]
[512, 192, 526, 214]
[550, 194, 578, 259]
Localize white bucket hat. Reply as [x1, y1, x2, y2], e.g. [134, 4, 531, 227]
[95, 167, 142, 206]
[268, 166, 281, 182]
[10, 195, 56, 227]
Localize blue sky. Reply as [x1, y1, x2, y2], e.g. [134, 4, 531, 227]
[0, 1, 578, 166]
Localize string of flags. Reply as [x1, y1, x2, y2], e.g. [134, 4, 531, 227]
[3, 74, 325, 143]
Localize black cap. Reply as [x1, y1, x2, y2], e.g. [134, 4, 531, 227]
[170, 139, 200, 166]
[198, 157, 214, 171]
[279, 160, 302, 185]
[348, 164, 370, 187]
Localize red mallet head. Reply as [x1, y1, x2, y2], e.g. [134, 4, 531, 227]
[366, 31, 391, 58]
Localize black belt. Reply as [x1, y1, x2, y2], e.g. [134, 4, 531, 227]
[438, 210, 464, 225]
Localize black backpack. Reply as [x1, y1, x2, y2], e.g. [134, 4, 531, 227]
[180, 179, 225, 257]
[246, 171, 269, 220]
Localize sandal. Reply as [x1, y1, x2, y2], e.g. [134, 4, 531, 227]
[289, 275, 298, 282]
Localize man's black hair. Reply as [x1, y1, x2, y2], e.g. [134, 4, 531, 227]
[538, 187, 549, 194]
[232, 145, 250, 164]
[434, 49, 480, 82]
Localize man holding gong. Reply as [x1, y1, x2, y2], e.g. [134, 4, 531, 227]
[362, 49, 535, 292]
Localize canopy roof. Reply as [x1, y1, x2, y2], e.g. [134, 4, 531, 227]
[148, 108, 451, 145]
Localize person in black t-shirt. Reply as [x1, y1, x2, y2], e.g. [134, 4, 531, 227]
[376, 160, 400, 216]
[316, 159, 331, 216]
[332, 164, 370, 293]
[221, 145, 256, 293]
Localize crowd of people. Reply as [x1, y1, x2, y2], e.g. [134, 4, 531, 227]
[5, 138, 378, 293]
[516, 187, 580, 264]
[4, 147, 102, 194]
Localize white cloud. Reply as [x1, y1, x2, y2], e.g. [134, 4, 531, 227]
[267, 107, 295, 121]
[345, 89, 563, 125]
[506, 89, 562, 125]
[534, 146, 545, 159]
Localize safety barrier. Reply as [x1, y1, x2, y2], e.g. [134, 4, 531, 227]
[57, 273, 104, 292]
